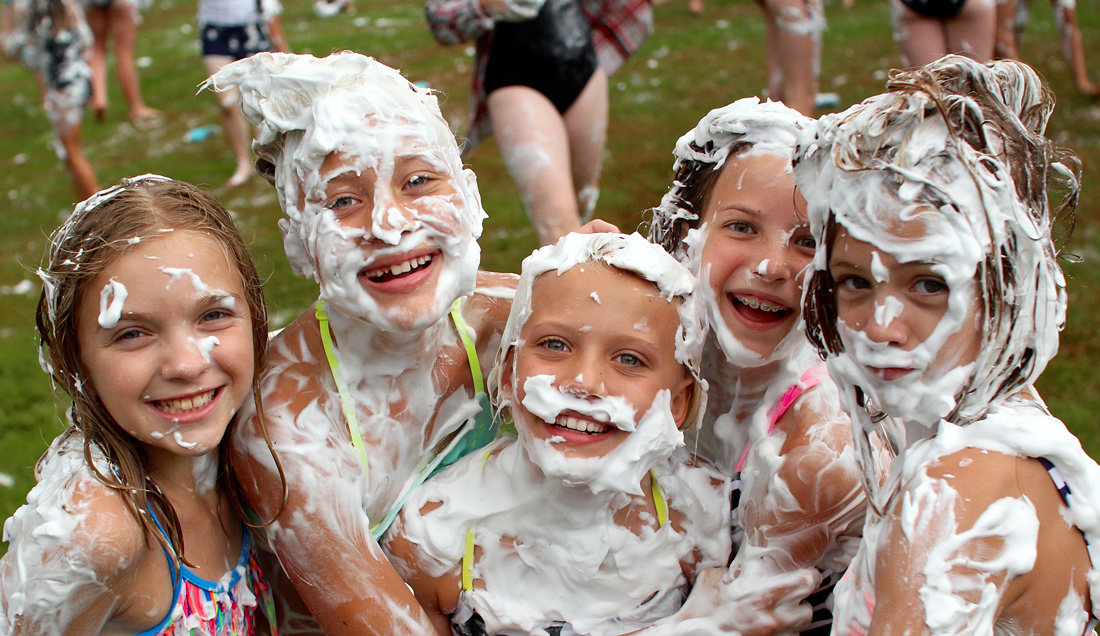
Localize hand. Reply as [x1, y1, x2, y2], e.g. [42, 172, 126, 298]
[479, 0, 546, 21]
[638, 565, 819, 636]
[575, 219, 621, 234]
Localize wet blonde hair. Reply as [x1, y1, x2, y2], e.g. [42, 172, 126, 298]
[35, 175, 285, 564]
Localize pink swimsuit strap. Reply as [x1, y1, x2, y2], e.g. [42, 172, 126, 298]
[735, 364, 828, 473]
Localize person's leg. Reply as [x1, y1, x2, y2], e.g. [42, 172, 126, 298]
[203, 55, 254, 188]
[1053, 3, 1099, 96]
[893, 0, 950, 66]
[109, 0, 158, 121]
[993, 0, 1018, 57]
[46, 89, 99, 199]
[760, 0, 821, 115]
[58, 125, 99, 200]
[85, 4, 110, 120]
[488, 86, 580, 246]
[562, 67, 607, 223]
[944, 0, 995, 61]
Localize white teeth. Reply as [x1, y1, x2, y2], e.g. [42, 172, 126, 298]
[556, 416, 610, 435]
[367, 254, 432, 280]
[155, 390, 215, 414]
[735, 295, 787, 313]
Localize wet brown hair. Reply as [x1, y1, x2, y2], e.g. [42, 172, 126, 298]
[35, 175, 286, 564]
[799, 56, 1079, 422]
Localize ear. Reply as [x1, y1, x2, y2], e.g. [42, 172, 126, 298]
[670, 373, 696, 430]
[499, 347, 517, 404]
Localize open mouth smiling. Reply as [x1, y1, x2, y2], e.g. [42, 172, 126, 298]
[364, 253, 435, 283]
[729, 293, 793, 324]
[151, 388, 218, 415]
[554, 414, 612, 435]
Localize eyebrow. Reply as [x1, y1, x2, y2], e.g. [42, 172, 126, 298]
[828, 258, 860, 270]
[715, 204, 762, 216]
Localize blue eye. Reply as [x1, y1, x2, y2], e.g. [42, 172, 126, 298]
[541, 339, 568, 352]
[111, 328, 145, 344]
[202, 309, 231, 322]
[406, 174, 433, 189]
[615, 352, 642, 367]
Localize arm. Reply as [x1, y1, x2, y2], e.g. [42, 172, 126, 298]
[0, 470, 147, 635]
[734, 382, 868, 577]
[384, 509, 461, 636]
[1, 0, 27, 61]
[232, 328, 437, 636]
[424, 0, 494, 46]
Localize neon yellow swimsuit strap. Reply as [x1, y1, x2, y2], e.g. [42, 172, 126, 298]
[650, 469, 668, 528]
[316, 301, 370, 487]
[449, 298, 483, 395]
[462, 527, 476, 592]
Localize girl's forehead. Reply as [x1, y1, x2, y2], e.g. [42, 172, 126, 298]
[316, 135, 453, 178]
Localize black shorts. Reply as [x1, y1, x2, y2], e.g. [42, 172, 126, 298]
[899, 0, 967, 19]
[484, 0, 598, 115]
[200, 22, 271, 59]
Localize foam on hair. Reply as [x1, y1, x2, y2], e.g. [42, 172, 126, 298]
[648, 97, 810, 258]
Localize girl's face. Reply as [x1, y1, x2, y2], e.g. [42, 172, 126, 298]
[294, 131, 481, 332]
[691, 150, 815, 365]
[506, 265, 693, 466]
[77, 231, 255, 463]
[827, 224, 983, 424]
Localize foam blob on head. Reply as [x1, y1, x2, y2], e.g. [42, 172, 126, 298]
[205, 52, 486, 329]
[795, 55, 1078, 430]
[648, 97, 810, 258]
[490, 232, 708, 429]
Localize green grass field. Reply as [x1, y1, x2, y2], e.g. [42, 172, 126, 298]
[1, 0, 1098, 554]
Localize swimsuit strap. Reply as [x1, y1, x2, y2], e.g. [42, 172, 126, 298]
[462, 527, 476, 592]
[450, 298, 484, 395]
[1034, 457, 1098, 636]
[735, 364, 828, 474]
[316, 300, 371, 487]
[650, 468, 668, 528]
[317, 298, 495, 540]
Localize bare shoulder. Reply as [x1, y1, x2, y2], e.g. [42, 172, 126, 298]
[1, 465, 150, 607]
[776, 376, 854, 455]
[920, 448, 1047, 519]
[247, 306, 332, 440]
[468, 271, 518, 327]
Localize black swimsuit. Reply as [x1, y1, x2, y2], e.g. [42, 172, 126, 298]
[898, 0, 967, 19]
[484, 0, 598, 114]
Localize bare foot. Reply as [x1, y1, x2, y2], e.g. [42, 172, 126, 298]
[130, 107, 163, 128]
[222, 162, 254, 190]
[1076, 80, 1100, 98]
[689, 0, 704, 13]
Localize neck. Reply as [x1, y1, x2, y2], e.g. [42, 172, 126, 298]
[705, 346, 784, 421]
[145, 449, 221, 505]
[324, 302, 451, 378]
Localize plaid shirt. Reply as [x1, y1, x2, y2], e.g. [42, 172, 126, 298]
[424, 0, 652, 152]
